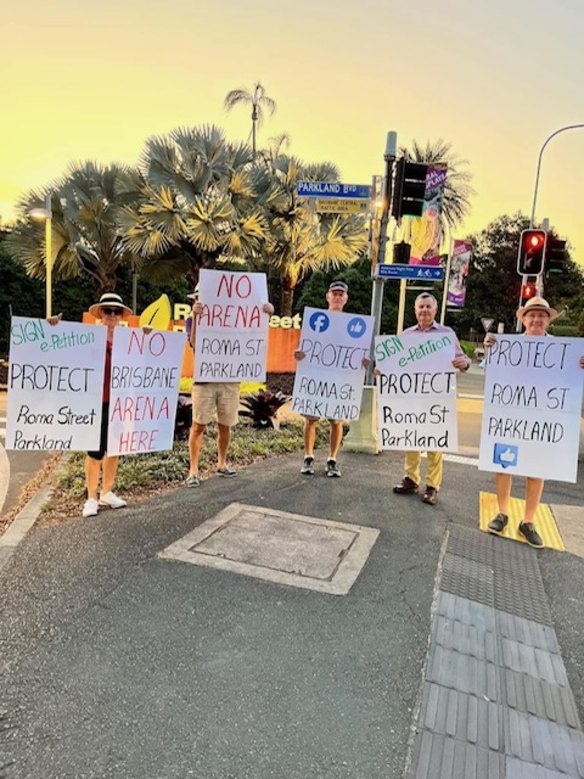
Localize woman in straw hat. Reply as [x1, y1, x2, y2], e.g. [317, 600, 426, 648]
[82, 293, 134, 517]
[484, 296, 584, 547]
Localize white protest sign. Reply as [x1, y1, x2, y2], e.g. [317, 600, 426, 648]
[107, 328, 185, 456]
[6, 317, 106, 451]
[291, 307, 374, 421]
[194, 270, 270, 382]
[479, 335, 584, 483]
[375, 332, 458, 451]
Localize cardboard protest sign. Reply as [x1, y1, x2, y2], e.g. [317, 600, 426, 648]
[291, 307, 374, 421]
[479, 335, 584, 483]
[375, 331, 458, 451]
[194, 270, 270, 382]
[107, 328, 185, 456]
[6, 317, 106, 451]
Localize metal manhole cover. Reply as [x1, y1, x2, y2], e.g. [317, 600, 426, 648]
[159, 503, 379, 595]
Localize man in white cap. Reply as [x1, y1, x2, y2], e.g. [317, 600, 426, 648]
[185, 282, 274, 487]
[484, 296, 584, 547]
[294, 280, 367, 478]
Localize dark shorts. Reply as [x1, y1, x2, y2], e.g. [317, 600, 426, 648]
[87, 403, 109, 461]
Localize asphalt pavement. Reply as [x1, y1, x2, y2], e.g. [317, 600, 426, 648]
[1, 366, 584, 778]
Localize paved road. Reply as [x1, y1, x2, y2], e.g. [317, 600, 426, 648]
[0, 443, 583, 778]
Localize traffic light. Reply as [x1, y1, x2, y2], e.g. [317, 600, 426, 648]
[393, 241, 411, 263]
[545, 237, 567, 274]
[517, 229, 546, 275]
[391, 158, 429, 220]
[520, 281, 537, 305]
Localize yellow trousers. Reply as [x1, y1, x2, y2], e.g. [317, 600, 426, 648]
[404, 451, 443, 490]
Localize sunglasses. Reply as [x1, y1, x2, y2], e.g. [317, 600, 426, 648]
[101, 307, 123, 316]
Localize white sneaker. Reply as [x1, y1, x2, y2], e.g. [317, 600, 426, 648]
[82, 498, 99, 518]
[99, 491, 127, 509]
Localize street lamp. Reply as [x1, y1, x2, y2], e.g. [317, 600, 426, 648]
[28, 194, 53, 318]
[530, 124, 584, 226]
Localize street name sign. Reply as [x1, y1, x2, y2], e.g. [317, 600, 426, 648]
[315, 198, 370, 214]
[376, 264, 445, 281]
[297, 181, 371, 199]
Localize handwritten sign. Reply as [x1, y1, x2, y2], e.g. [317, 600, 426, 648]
[107, 328, 185, 456]
[479, 335, 584, 482]
[291, 308, 373, 421]
[6, 317, 106, 451]
[194, 270, 269, 383]
[375, 332, 458, 451]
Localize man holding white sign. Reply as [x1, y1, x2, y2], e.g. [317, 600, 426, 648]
[292, 281, 372, 478]
[482, 297, 584, 547]
[391, 293, 470, 505]
[186, 271, 273, 487]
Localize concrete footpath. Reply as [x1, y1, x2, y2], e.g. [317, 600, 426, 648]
[0, 450, 583, 778]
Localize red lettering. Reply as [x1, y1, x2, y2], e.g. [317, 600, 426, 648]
[123, 395, 134, 421]
[235, 274, 252, 299]
[149, 332, 166, 357]
[110, 397, 123, 422]
[128, 330, 146, 355]
[157, 397, 170, 419]
[117, 428, 158, 453]
[217, 273, 234, 297]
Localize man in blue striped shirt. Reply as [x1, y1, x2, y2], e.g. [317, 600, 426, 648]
[393, 292, 470, 505]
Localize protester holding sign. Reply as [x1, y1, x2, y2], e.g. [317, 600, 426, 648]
[293, 280, 371, 478]
[81, 293, 134, 518]
[483, 297, 584, 548]
[392, 293, 469, 505]
[185, 273, 274, 487]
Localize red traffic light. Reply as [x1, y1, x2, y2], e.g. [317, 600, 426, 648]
[521, 282, 536, 300]
[517, 229, 546, 275]
[526, 233, 544, 250]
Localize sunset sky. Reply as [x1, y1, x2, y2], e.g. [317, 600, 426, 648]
[3, 0, 584, 262]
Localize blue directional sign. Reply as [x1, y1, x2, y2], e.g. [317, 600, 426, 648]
[376, 263, 445, 281]
[297, 181, 371, 199]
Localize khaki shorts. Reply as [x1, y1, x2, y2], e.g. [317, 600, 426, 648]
[192, 382, 240, 427]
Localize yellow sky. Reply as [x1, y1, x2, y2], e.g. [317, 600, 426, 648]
[3, 0, 584, 262]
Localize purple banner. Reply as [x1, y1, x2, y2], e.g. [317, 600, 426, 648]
[410, 165, 447, 266]
[447, 240, 472, 308]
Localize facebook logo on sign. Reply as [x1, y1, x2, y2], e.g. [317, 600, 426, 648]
[309, 312, 330, 333]
[493, 443, 518, 469]
[347, 317, 366, 338]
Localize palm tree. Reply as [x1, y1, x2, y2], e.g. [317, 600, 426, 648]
[252, 153, 368, 315]
[7, 162, 143, 293]
[399, 139, 475, 228]
[224, 82, 277, 156]
[119, 124, 269, 286]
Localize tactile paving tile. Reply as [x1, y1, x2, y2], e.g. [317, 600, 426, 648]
[410, 731, 505, 779]
[500, 637, 569, 687]
[480, 491, 565, 551]
[496, 611, 560, 654]
[440, 554, 496, 607]
[493, 566, 553, 625]
[434, 592, 496, 633]
[501, 667, 581, 730]
[503, 708, 584, 777]
[506, 756, 580, 778]
[448, 524, 497, 566]
[432, 615, 497, 663]
[426, 645, 498, 701]
[420, 682, 501, 750]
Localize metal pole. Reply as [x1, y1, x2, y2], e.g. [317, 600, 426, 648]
[530, 124, 584, 226]
[366, 131, 397, 383]
[44, 194, 53, 319]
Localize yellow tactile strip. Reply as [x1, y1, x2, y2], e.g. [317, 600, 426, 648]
[479, 491, 565, 552]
